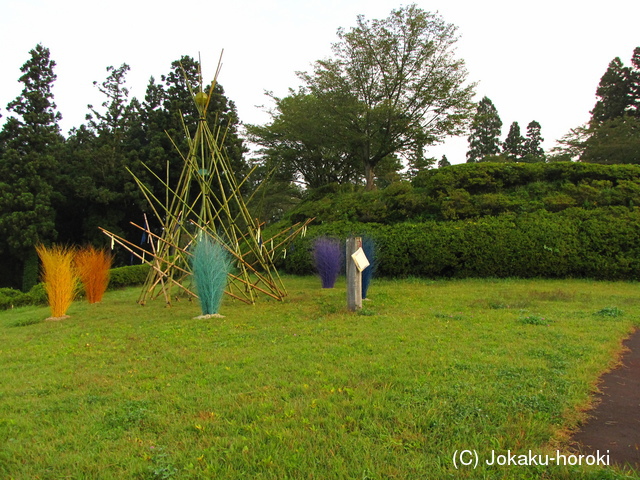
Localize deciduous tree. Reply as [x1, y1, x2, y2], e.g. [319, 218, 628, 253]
[255, 4, 475, 190]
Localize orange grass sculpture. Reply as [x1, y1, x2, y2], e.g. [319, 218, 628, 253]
[75, 246, 113, 304]
[36, 244, 78, 320]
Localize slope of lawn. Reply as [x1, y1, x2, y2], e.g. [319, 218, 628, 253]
[0, 276, 638, 479]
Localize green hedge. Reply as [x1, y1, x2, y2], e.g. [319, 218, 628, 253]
[0, 283, 48, 310]
[276, 207, 640, 280]
[286, 163, 640, 225]
[108, 264, 151, 288]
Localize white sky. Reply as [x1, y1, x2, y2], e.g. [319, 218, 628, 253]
[1, 0, 638, 164]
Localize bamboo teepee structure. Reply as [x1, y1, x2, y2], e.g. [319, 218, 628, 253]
[100, 55, 311, 305]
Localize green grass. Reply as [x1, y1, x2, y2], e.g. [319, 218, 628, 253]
[1, 276, 639, 479]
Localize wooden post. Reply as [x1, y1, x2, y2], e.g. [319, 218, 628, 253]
[346, 236, 362, 311]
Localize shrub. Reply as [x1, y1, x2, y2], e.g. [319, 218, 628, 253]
[313, 237, 342, 288]
[36, 245, 78, 318]
[26, 282, 48, 305]
[277, 208, 640, 281]
[75, 246, 113, 303]
[594, 306, 624, 318]
[0, 288, 27, 310]
[109, 264, 151, 288]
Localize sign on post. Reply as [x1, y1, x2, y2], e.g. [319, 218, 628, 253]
[346, 237, 365, 311]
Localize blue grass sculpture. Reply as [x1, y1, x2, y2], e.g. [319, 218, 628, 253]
[191, 235, 231, 317]
[313, 237, 342, 288]
[362, 236, 375, 299]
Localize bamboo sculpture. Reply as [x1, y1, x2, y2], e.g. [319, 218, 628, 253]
[100, 54, 311, 306]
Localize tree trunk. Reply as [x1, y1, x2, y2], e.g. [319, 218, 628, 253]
[364, 162, 376, 191]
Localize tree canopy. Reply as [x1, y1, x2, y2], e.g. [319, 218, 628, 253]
[0, 44, 63, 288]
[554, 47, 640, 164]
[250, 4, 476, 190]
[466, 96, 502, 162]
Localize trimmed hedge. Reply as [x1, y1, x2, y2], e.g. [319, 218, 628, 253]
[286, 163, 640, 224]
[276, 207, 640, 280]
[109, 264, 151, 288]
[0, 283, 48, 310]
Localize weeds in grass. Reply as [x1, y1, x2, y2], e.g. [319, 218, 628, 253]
[36, 244, 78, 318]
[595, 306, 624, 318]
[518, 314, 553, 325]
[75, 246, 113, 303]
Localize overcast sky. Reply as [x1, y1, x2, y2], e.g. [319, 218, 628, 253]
[1, 0, 638, 164]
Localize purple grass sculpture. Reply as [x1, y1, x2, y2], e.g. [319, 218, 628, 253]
[313, 237, 342, 288]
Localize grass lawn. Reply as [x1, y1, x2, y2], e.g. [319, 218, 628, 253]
[1, 276, 639, 479]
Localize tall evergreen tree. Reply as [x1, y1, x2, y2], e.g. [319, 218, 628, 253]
[591, 57, 632, 124]
[466, 96, 502, 163]
[0, 44, 63, 288]
[438, 155, 451, 168]
[580, 116, 640, 164]
[522, 120, 545, 162]
[502, 121, 525, 160]
[629, 47, 640, 117]
[141, 56, 248, 182]
[60, 64, 144, 247]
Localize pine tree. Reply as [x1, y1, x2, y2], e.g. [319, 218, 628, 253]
[522, 120, 545, 162]
[503, 121, 525, 160]
[438, 155, 451, 168]
[591, 57, 632, 124]
[59, 64, 144, 247]
[629, 47, 640, 117]
[140, 56, 248, 192]
[0, 44, 63, 288]
[466, 97, 502, 163]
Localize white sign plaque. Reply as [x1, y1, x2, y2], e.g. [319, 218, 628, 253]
[351, 247, 370, 272]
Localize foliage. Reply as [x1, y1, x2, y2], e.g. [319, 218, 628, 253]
[0, 44, 62, 287]
[517, 314, 552, 326]
[580, 116, 640, 164]
[277, 206, 640, 281]
[503, 121, 525, 160]
[0, 277, 638, 478]
[75, 246, 113, 303]
[36, 244, 78, 318]
[312, 237, 342, 288]
[552, 47, 640, 166]
[594, 306, 624, 318]
[437, 155, 451, 168]
[246, 92, 362, 189]
[190, 236, 231, 315]
[287, 162, 640, 225]
[254, 4, 475, 191]
[590, 55, 636, 124]
[108, 263, 151, 288]
[522, 120, 545, 161]
[466, 96, 502, 162]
